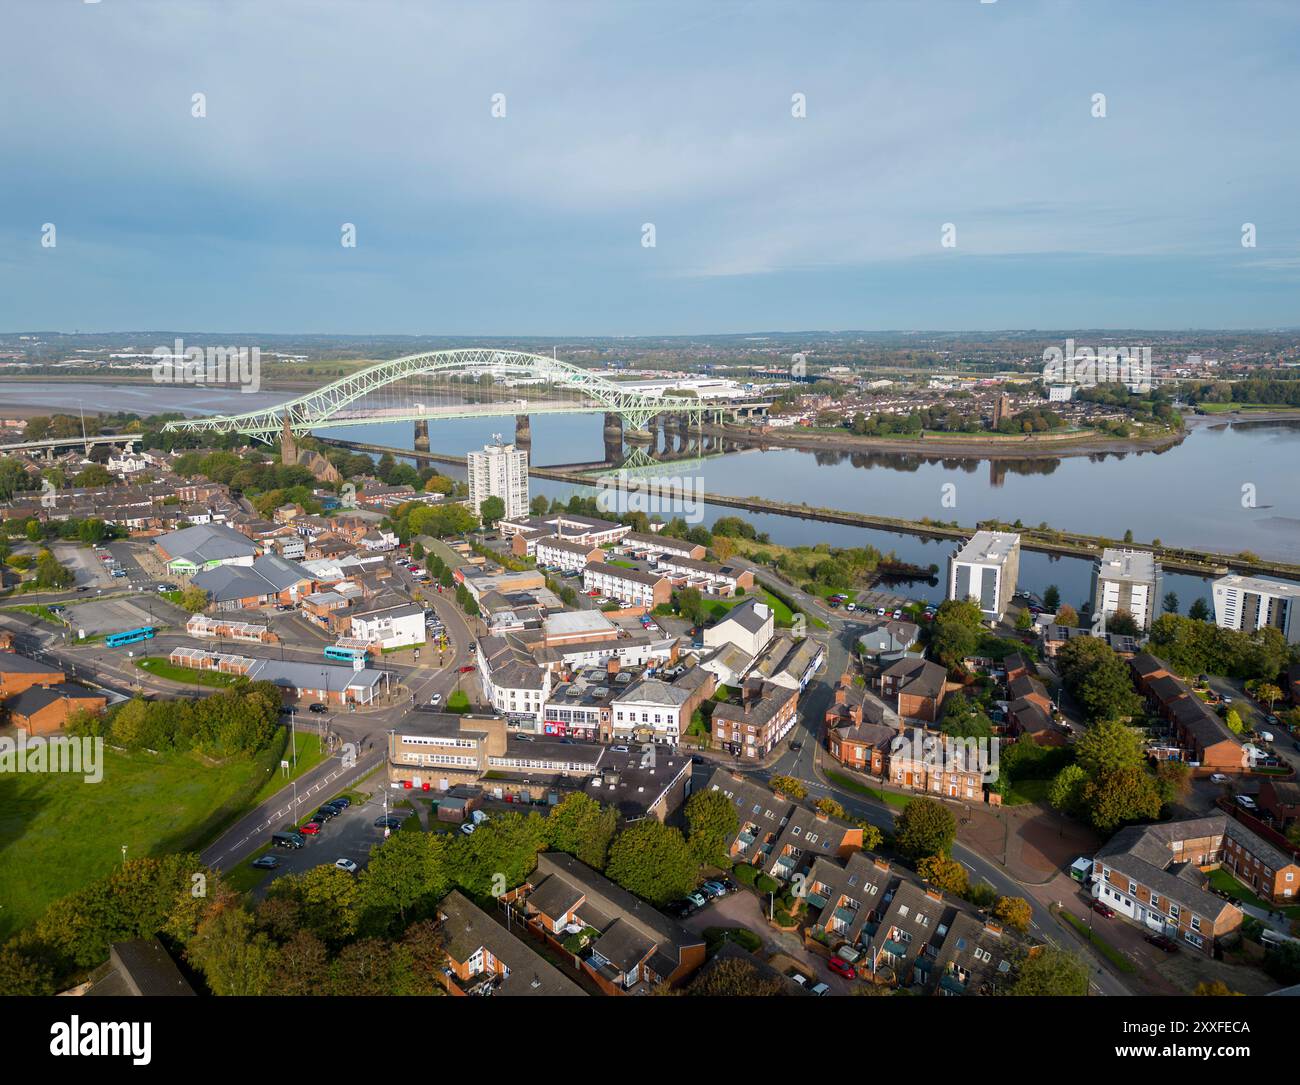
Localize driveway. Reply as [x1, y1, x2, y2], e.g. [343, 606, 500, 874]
[680, 890, 855, 994]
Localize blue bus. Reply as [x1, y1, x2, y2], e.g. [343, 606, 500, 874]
[324, 645, 369, 663]
[105, 626, 156, 648]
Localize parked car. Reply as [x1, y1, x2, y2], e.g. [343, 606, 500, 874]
[1090, 900, 1116, 919]
[251, 855, 281, 870]
[664, 899, 697, 918]
[326, 796, 351, 809]
[299, 821, 322, 835]
[1209, 773, 1230, 784]
[696, 883, 721, 900]
[334, 859, 359, 874]
[809, 982, 831, 996]
[1235, 795, 1257, 811]
[459, 822, 476, 835]
[313, 806, 340, 822]
[702, 880, 728, 897]
[1257, 730, 1275, 744]
[271, 832, 305, 849]
[610, 745, 630, 753]
[374, 815, 405, 829]
[1144, 932, 1180, 954]
[308, 703, 328, 713]
[827, 956, 857, 979]
[428, 693, 443, 707]
[686, 891, 707, 908]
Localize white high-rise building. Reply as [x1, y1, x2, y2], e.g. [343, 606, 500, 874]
[1092, 549, 1162, 632]
[1212, 574, 1300, 644]
[467, 438, 529, 521]
[947, 531, 1020, 622]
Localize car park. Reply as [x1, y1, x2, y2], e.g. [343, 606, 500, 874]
[1090, 900, 1116, 918]
[334, 859, 359, 874]
[251, 855, 281, 869]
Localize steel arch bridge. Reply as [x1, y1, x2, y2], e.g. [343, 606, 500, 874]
[160, 348, 705, 440]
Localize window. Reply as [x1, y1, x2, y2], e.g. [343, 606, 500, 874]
[1190, 915, 1201, 932]
[1128, 881, 1137, 896]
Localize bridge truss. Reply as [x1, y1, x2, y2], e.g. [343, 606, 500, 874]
[160, 349, 706, 440]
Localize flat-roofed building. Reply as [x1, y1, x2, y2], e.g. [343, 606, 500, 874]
[1213, 573, 1300, 644]
[583, 561, 671, 610]
[467, 440, 529, 521]
[947, 531, 1020, 622]
[1092, 548, 1162, 632]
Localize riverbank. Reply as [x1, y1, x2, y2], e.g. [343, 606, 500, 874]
[317, 436, 1300, 583]
[706, 420, 1187, 460]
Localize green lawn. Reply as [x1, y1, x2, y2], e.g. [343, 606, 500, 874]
[4, 604, 66, 625]
[0, 743, 282, 940]
[609, 559, 638, 570]
[250, 731, 329, 806]
[1056, 907, 1137, 973]
[825, 770, 912, 809]
[1206, 868, 1300, 920]
[221, 843, 276, 894]
[1197, 402, 1300, 414]
[1000, 776, 1052, 806]
[135, 657, 239, 687]
[699, 588, 828, 630]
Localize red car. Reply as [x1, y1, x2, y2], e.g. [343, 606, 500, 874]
[827, 956, 856, 979]
[298, 822, 322, 835]
[1090, 900, 1116, 919]
[458, 664, 476, 674]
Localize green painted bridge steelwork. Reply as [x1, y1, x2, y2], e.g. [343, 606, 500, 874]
[160, 348, 707, 439]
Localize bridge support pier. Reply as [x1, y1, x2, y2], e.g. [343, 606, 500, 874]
[413, 418, 430, 453]
[603, 412, 623, 463]
[514, 414, 531, 448]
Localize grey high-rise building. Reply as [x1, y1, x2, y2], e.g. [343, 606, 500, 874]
[947, 531, 1020, 622]
[1091, 549, 1162, 632]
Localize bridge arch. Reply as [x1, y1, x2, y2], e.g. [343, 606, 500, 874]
[161, 348, 704, 439]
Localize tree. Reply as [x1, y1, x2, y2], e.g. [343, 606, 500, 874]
[685, 790, 740, 867]
[1010, 946, 1088, 996]
[916, 854, 968, 896]
[529, 494, 550, 515]
[1043, 585, 1061, 612]
[179, 585, 209, 613]
[939, 694, 994, 739]
[444, 811, 548, 898]
[930, 619, 979, 671]
[605, 821, 698, 906]
[1188, 598, 1210, 621]
[77, 518, 107, 544]
[854, 819, 884, 852]
[186, 895, 275, 996]
[1057, 639, 1142, 724]
[894, 797, 957, 858]
[32, 548, 74, 590]
[478, 495, 505, 528]
[768, 775, 806, 799]
[686, 957, 784, 997]
[711, 536, 737, 561]
[1105, 608, 1140, 637]
[1081, 767, 1163, 833]
[1055, 603, 1079, 627]
[356, 830, 451, 930]
[547, 792, 618, 871]
[1075, 719, 1145, 777]
[1193, 980, 1242, 996]
[993, 896, 1032, 934]
[1254, 683, 1283, 711]
[74, 464, 113, 488]
[814, 797, 847, 820]
[1224, 709, 1243, 735]
[1048, 763, 1089, 816]
[1155, 760, 1191, 806]
[1162, 592, 1180, 615]
[269, 865, 361, 946]
[1015, 607, 1033, 631]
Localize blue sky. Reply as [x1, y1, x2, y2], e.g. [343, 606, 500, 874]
[1, 0, 1298, 335]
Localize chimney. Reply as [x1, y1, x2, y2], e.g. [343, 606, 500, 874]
[983, 920, 1003, 937]
[872, 857, 890, 873]
[606, 657, 620, 676]
[924, 887, 943, 903]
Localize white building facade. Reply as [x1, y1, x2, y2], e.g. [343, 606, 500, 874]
[467, 440, 530, 521]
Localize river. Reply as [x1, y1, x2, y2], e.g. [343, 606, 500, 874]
[3, 382, 1298, 615]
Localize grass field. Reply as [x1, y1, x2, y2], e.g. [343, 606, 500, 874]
[0, 743, 279, 940]
[1197, 402, 1300, 414]
[4, 604, 66, 625]
[1206, 867, 1300, 921]
[1056, 907, 1137, 973]
[825, 770, 913, 809]
[699, 588, 828, 630]
[249, 731, 328, 806]
[135, 657, 239, 687]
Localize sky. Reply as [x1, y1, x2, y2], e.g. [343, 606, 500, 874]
[1, 0, 1298, 336]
